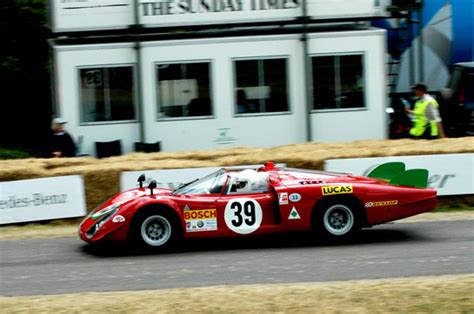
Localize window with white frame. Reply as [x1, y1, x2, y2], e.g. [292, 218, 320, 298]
[79, 66, 136, 123]
[234, 58, 289, 114]
[312, 54, 365, 110]
[156, 62, 212, 118]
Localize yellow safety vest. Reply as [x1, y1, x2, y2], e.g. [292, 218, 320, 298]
[409, 98, 439, 137]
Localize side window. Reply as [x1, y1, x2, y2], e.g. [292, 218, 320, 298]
[227, 176, 247, 194]
[234, 58, 289, 114]
[156, 61, 212, 119]
[79, 66, 136, 123]
[312, 54, 365, 110]
[227, 172, 269, 194]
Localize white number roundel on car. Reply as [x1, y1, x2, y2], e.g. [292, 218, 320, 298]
[224, 198, 263, 234]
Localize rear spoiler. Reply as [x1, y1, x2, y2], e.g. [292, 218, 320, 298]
[367, 162, 429, 188]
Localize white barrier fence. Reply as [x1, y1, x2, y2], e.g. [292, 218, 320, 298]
[0, 175, 87, 225]
[324, 153, 474, 196]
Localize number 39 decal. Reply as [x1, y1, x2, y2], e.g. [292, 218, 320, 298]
[224, 198, 263, 234]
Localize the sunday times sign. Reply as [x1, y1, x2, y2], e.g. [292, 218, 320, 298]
[0, 176, 87, 225]
[139, 0, 300, 27]
[51, 0, 384, 32]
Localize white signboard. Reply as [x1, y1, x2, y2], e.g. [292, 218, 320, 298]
[307, 0, 385, 19]
[120, 163, 286, 191]
[324, 153, 474, 196]
[50, 0, 386, 32]
[51, 0, 134, 32]
[139, 0, 301, 28]
[0, 176, 87, 225]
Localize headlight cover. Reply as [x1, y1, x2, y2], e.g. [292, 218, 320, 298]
[91, 204, 120, 220]
[85, 204, 120, 239]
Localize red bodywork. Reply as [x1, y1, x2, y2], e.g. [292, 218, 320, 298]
[79, 165, 436, 244]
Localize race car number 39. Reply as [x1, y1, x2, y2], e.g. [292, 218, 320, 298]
[224, 198, 263, 234]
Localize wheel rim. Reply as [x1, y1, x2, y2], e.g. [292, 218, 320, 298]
[140, 215, 172, 247]
[323, 204, 354, 236]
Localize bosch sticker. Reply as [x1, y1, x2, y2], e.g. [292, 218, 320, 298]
[224, 198, 262, 234]
[185, 209, 217, 232]
[289, 193, 301, 202]
[279, 193, 289, 205]
[321, 185, 353, 196]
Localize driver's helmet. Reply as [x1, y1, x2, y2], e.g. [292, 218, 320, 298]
[234, 169, 267, 193]
[235, 179, 248, 190]
[234, 178, 251, 193]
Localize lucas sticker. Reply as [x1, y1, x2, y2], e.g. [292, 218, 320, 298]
[321, 185, 353, 196]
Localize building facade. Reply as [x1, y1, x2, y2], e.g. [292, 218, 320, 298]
[49, 0, 389, 155]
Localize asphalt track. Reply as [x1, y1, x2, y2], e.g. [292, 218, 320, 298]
[1, 220, 473, 296]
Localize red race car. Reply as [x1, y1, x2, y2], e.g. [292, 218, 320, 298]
[79, 162, 436, 249]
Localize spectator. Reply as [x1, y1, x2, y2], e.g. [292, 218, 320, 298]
[407, 83, 446, 139]
[49, 118, 76, 157]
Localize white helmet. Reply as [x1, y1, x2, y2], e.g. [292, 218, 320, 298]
[234, 169, 268, 193]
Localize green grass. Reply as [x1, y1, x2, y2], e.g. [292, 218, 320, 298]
[436, 196, 474, 212]
[0, 147, 36, 159]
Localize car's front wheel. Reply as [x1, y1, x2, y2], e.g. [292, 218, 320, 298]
[131, 210, 179, 250]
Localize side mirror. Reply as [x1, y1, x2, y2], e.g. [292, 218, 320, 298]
[137, 174, 146, 188]
[148, 180, 157, 195]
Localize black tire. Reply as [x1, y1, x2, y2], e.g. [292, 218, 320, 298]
[315, 200, 360, 240]
[130, 210, 180, 251]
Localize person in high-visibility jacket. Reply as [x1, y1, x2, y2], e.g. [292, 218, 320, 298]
[407, 83, 446, 139]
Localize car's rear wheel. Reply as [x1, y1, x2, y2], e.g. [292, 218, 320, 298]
[131, 210, 179, 250]
[323, 204, 354, 236]
[315, 200, 360, 240]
